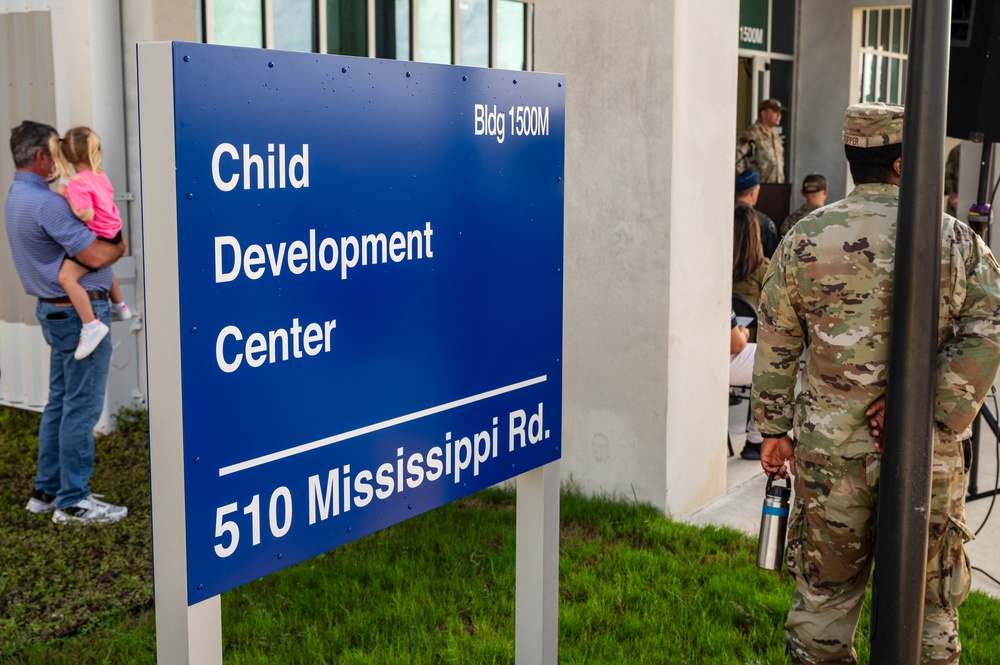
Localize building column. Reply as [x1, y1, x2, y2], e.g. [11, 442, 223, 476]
[535, 0, 738, 515]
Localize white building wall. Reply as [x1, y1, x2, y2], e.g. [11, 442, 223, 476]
[535, 0, 738, 516]
[0, 6, 58, 409]
[0, 0, 201, 426]
[0, 0, 145, 429]
[118, 0, 200, 419]
[794, 1, 915, 202]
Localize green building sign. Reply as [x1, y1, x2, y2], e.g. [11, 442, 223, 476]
[739, 0, 768, 52]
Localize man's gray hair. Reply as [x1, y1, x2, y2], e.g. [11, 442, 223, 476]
[10, 120, 57, 168]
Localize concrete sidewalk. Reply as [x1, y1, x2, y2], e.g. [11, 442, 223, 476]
[684, 398, 1000, 600]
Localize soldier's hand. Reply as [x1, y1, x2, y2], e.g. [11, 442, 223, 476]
[760, 436, 794, 479]
[866, 397, 886, 451]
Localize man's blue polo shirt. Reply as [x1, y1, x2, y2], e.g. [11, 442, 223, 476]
[5, 171, 113, 298]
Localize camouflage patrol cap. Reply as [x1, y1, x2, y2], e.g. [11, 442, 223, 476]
[842, 102, 904, 148]
[759, 98, 787, 113]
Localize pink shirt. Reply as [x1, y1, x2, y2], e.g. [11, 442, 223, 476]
[64, 170, 122, 239]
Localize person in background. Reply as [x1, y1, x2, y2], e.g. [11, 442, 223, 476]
[780, 173, 828, 238]
[735, 168, 779, 259]
[945, 144, 960, 217]
[753, 102, 1000, 664]
[732, 202, 769, 340]
[728, 307, 763, 460]
[4, 120, 129, 525]
[736, 98, 787, 184]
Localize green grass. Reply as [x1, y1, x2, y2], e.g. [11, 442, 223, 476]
[3, 405, 1000, 663]
[0, 406, 153, 659]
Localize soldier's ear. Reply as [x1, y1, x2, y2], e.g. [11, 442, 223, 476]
[892, 157, 902, 176]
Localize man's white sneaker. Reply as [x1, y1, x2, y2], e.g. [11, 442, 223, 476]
[26, 488, 57, 514]
[111, 304, 133, 321]
[74, 321, 109, 360]
[52, 495, 128, 524]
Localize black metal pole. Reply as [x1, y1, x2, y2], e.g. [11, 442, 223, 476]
[977, 141, 993, 209]
[870, 1, 951, 662]
[956, 141, 993, 497]
[967, 139, 993, 497]
[968, 416, 981, 496]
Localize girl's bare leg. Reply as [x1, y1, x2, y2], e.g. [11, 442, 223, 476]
[57, 258, 96, 324]
[110, 275, 123, 305]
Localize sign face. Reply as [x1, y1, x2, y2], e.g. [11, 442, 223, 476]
[739, 0, 769, 51]
[153, 42, 564, 605]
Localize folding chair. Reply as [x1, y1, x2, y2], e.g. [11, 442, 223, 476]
[732, 293, 758, 331]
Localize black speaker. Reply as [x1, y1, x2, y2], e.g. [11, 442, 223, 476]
[947, 0, 1000, 142]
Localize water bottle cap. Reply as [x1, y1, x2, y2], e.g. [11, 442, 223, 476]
[768, 484, 792, 499]
[765, 472, 792, 498]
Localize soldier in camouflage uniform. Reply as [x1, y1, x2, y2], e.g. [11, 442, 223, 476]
[779, 173, 828, 238]
[751, 102, 1000, 665]
[736, 98, 786, 184]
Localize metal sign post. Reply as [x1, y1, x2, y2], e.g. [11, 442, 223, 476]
[516, 461, 560, 664]
[137, 41, 564, 664]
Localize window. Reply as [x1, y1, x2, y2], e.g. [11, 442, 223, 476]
[496, 0, 526, 71]
[770, 0, 795, 55]
[952, 0, 975, 47]
[857, 7, 910, 104]
[274, 0, 317, 52]
[374, 0, 410, 59]
[417, 0, 451, 64]
[210, 0, 264, 48]
[326, 0, 367, 57]
[459, 0, 488, 68]
[203, 0, 535, 70]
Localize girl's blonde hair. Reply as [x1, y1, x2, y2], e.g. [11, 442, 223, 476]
[52, 126, 103, 179]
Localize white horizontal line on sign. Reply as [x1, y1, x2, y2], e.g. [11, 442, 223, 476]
[218, 375, 549, 476]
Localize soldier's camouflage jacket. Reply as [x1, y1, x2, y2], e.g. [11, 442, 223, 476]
[779, 202, 819, 238]
[736, 120, 785, 184]
[945, 144, 960, 196]
[751, 183, 1000, 457]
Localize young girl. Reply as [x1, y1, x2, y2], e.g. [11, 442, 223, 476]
[52, 126, 132, 360]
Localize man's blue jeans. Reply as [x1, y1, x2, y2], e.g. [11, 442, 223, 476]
[34, 299, 112, 509]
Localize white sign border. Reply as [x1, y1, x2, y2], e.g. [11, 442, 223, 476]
[138, 41, 223, 664]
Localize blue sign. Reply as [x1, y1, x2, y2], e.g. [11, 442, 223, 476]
[155, 42, 564, 604]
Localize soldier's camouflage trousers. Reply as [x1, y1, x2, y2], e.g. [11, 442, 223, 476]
[783, 431, 972, 665]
